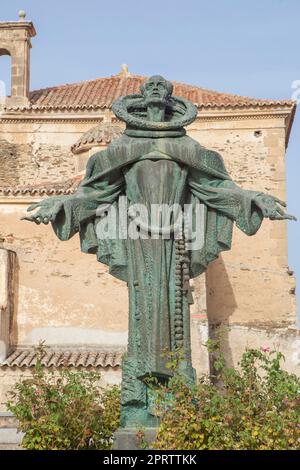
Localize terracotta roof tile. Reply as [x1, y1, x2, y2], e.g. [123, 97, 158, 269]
[3, 73, 295, 111]
[0, 175, 83, 197]
[0, 348, 123, 369]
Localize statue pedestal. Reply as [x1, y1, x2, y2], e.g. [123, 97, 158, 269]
[113, 428, 157, 450]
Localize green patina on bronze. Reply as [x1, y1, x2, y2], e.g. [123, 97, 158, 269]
[23, 75, 296, 429]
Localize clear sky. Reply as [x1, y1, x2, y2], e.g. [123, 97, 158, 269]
[1, 0, 299, 318]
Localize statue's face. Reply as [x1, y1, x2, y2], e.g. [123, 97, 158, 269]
[142, 75, 171, 105]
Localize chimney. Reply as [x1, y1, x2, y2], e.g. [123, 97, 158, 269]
[0, 11, 36, 106]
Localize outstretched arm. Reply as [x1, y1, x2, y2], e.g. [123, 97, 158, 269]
[188, 166, 296, 237]
[22, 149, 125, 244]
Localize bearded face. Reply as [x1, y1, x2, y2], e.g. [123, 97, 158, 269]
[141, 75, 173, 106]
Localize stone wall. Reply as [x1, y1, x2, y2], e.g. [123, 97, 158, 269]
[0, 119, 98, 186]
[0, 206, 128, 347]
[188, 115, 296, 329]
[192, 321, 300, 376]
[0, 139, 75, 186]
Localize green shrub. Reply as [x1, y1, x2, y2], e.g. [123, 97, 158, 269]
[6, 343, 300, 450]
[6, 345, 120, 450]
[153, 344, 300, 450]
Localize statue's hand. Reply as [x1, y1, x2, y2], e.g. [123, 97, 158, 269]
[21, 196, 68, 224]
[254, 194, 296, 221]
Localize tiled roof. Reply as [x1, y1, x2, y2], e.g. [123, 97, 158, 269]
[4, 73, 295, 111]
[71, 122, 124, 154]
[0, 175, 83, 197]
[0, 348, 123, 368]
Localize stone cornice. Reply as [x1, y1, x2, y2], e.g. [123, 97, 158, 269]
[0, 105, 295, 146]
[0, 197, 42, 204]
[0, 116, 105, 124]
[0, 104, 294, 122]
[0, 21, 36, 37]
[196, 107, 294, 119]
[190, 109, 294, 147]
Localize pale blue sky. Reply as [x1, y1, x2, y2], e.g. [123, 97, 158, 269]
[1, 0, 299, 318]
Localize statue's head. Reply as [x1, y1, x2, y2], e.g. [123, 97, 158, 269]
[112, 73, 197, 134]
[140, 75, 173, 105]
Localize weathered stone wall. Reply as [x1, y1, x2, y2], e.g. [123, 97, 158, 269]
[0, 116, 129, 348]
[188, 115, 296, 329]
[0, 139, 75, 186]
[0, 206, 128, 347]
[0, 139, 31, 186]
[192, 321, 300, 376]
[0, 120, 100, 186]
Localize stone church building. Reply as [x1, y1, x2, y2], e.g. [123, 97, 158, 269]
[0, 16, 298, 411]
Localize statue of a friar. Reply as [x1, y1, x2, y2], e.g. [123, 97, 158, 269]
[23, 75, 295, 429]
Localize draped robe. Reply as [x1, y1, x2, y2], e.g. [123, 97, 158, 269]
[51, 133, 264, 419]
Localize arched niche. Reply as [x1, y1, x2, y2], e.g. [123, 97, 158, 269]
[0, 48, 12, 98]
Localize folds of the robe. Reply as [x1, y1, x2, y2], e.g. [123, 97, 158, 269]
[50, 136, 264, 282]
